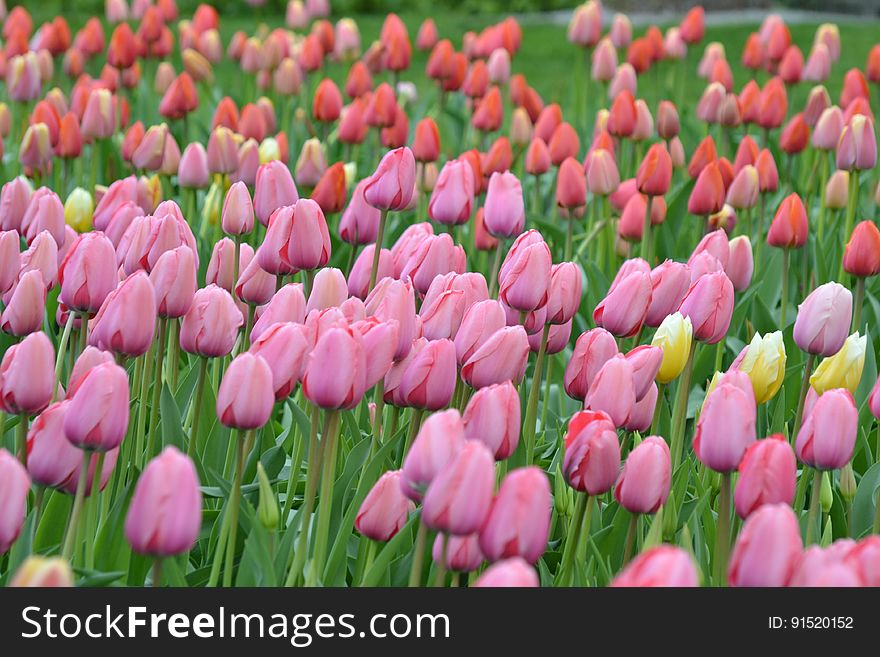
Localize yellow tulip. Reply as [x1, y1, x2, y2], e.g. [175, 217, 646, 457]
[651, 312, 693, 384]
[63, 187, 94, 232]
[736, 331, 786, 404]
[810, 332, 866, 394]
[9, 556, 73, 587]
[258, 137, 280, 164]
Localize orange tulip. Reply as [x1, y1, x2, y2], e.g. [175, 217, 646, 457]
[687, 136, 718, 179]
[688, 161, 725, 216]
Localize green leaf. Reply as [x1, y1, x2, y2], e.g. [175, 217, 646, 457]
[852, 462, 880, 538]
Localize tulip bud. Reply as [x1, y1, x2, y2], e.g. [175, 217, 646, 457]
[793, 282, 852, 356]
[423, 441, 495, 535]
[767, 193, 808, 249]
[463, 381, 521, 461]
[843, 221, 880, 278]
[125, 446, 202, 556]
[1, 270, 46, 337]
[64, 361, 129, 451]
[593, 271, 652, 338]
[255, 160, 299, 227]
[678, 271, 734, 344]
[564, 328, 618, 400]
[734, 435, 796, 519]
[401, 409, 465, 501]
[837, 115, 877, 171]
[483, 171, 525, 238]
[614, 435, 671, 514]
[364, 146, 416, 211]
[356, 470, 415, 542]
[461, 325, 529, 389]
[825, 169, 849, 209]
[795, 388, 857, 470]
[694, 381, 757, 472]
[585, 355, 636, 428]
[479, 467, 551, 564]
[810, 332, 866, 395]
[217, 353, 274, 429]
[728, 503, 802, 586]
[180, 285, 243, 358]
[0, 449, 30, 553]
[563, 410, 621, 495]
[9, 556, 73, 587]
[0, 331, 55, 416]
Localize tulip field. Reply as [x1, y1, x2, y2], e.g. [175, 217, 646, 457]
[3, 0, 880, 590]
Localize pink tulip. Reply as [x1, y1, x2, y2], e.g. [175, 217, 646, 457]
[645, 260, 691, 327]
[67, 346, 114, 398]
[57, 232, 117, 314]
[355, 470, 415, 542]
[1, 270, 46, 336]
[401, 409, 465, 501]
[235, 256, 276, 306]
[463, 381, 521, 460]
[428, 159, 475, 226]
[0, 177, 33, 233]
[17, 231, 58, 292]
[614, 435, 670, 514]
[221, 180, 254, 236]
[249, 322, 310, 401]
[27, 400, 112, 493]
[789, 544, 864, 586]
[462, 325, 529, 389]
[844, 537, 880, 586]
[734, 435, 796, 519]
[795, 388, 857, 470]
[217, 353, 274, 429]
[611, 546, 700, 587]
[585, 354, 636, 427]
[0, 449, 29, 553]
[396, 338, 457, 410]
[288, 199, 331, 271]
[125, 447, 202, 556]
[88, 272, 156, 358]
[498, 239, 551, 313]
[21, 188, 64, 247]
[251, 283, 306, 342]
[454, 299, 506, 366]
[793, 282, 852, 356]
[472, 557, 538, 587]
[257, 206, 297, 276]
[694, 382, 757, 472]
[480, 466, 551, 564]
[563, 410, 621, 495]
[302, 326, 367, 410]
[564, 328, 618, 401]
[364, 146, 416, 211]
[390, 222, 433, 278]
[180, 285, 243, 358]
[63, 361, 129, 451]
[432, 533, 484, 572]
[351, 318, 399, 389]
[678, 271, 734, 344]
[483, 171, 525, 238]
[0, 230, 21, 294]
[836, 115, 877, 171]
[348, 246, 392, 300]
[400, 233, 465, 295]
[178, 143, 210, 189]
[364, 277, 417, 361]
[593, 271, 652, 338]
[0, 331, 55, 416]
[423, 440, 495, 535]
[254, 160, 299, 226]
[339, 179, 380, 245]
[149, 245, 196, 318]
[545, 263, 582, 325]
[306, 267, 347, 313]
[728, 503, 802, 586]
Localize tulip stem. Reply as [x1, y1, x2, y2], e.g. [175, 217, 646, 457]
[222, 429, 248, 587]
[134, 337, 156, 471]
[16, 415, 27, 465]
[852, 276, 865, 333]
[557, 492, 588, 586]
[488, 239, 505, 298]
[433, 534, 449, 587]
[523, 323, 551, 465]
[408, 517, 429, 587]
[838, 170, 859, 282]
[791, 353, 815, 446]
[53, 312, 77, 394]
[61, 452, 93, 562]
[806, 468, 822, 545]
[650, 383, 666, 435]
[640, 195, 653, 265]
[306, 409, 342, 587]
[402, 409, 425, 457]
[669, 340, 697, 473]
[713, 472, 732, 587]
[564, 218, 574, 262]
[817, 153, 830, 242]
[145, 318, 168, 463]
[622, 513, 638, 566]
[232, 234, 242, 302]
[872, 484, 880, 534]
[187, 357, 209, 460]
[286, 405, 322, 587]
[780, 248, 790, 329]
[76, 312, 89, 358]
[368, 210, 389, 293]
[152, 559, 162, 588]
